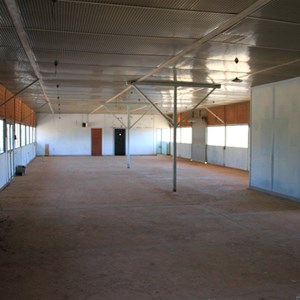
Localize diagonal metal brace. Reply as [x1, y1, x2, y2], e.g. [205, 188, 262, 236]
[0, 78, 39, 108]
[177, 87, 217, 126]
[130, 106, 153, 129]
[203, 107, 225, 124]
[104, 105, 126, 128]
[131, 84, 173, 127]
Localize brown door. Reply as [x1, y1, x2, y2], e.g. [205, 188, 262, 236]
[91, 128, 102, 156]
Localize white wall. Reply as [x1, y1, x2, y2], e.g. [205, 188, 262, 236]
[0, 153, 9, 189]
[170, 142, 192, 159]
[207, 146, 249, 171]
[191, 120, 206, 162]
[37, 113, 168, 156]
[14, 143, 36, 167]
[0, 143, 36, 190]
[250, 76, 300, 201]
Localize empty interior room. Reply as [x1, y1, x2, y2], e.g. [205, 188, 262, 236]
[0, 1, 300, 299]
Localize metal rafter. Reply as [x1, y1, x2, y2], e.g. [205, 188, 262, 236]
[4, 0, 54, 114]
[103, 106, 126, 128]
[203, 107, 225, 124]
[0, 79, 39, 108]
[130, 80, 221, 89]
[131, 85, 173, 126]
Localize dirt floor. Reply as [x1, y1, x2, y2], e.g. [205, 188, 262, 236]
[0, 156, 299, 300]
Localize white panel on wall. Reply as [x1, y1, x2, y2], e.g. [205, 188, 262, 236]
[37, 114, 91, 156]
[14, 144, 36, 167]
[250, 86, 274, 190]
[129, 128, 155, 155]
[0, 153, 8, 189]
[191, 120, 206, 162]
[178, 144, 192, 159]
[224, 147, 249, 171]
[207, 146, 224, 166]
[273, 79, 300, 198]
[102, 128, 114, 155]
[250, 76, 300, 201]
[0, 143, 36, 190]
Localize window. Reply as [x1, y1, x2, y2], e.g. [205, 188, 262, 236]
[33, 127, 36, 142]
[207, 126, 225, 146]
[26, 126, 30, 145]
[170, 128, 182, 143]
[21, 125, 26, 147]
[226, 125, 249, 148]
[6, 124, 13, 151]
[30, 127, 33, 143]
[15, 123, 21, 148]
[162, 128, 170, 143]
[207, 125, 249, 148]
[0, 120, 4, 153]
[181, 127, 192, 144]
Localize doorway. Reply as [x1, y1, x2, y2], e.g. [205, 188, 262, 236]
[114, 129, 126, 156]
[91, 128, 102, 156]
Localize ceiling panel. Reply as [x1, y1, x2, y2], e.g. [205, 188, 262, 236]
[38, 63, 152, 78]
[251, 0, 300, 23]
[66, 0, 258, 14]
[19, 0, 232, 39]
[34, 50, 170, 68]
[1, 0, 300, 115]
[0, 0, 14, 26]
[219, 18, 300, 51]
[27, 30, 195, 56]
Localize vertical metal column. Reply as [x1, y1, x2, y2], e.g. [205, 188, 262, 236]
[173, 87, 177, 192]
[127, 105, 131, 168]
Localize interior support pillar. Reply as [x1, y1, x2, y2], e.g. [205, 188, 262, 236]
[173, 86, 177, 192]
[126, 105, 131, 168]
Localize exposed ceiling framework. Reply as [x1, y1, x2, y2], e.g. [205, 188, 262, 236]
[0, 0, 299, 115]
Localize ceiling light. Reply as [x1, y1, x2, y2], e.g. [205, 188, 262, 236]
[232, 77, 243, 83]
[232, 56, 243, 83]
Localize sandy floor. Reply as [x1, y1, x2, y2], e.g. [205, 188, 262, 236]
[0, 156, 299, 299]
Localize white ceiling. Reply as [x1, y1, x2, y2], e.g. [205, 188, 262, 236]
[0, 0, 300, 115]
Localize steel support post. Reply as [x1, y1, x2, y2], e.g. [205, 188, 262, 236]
[173, 86, 177, 192]
[126, 105, 131, 168]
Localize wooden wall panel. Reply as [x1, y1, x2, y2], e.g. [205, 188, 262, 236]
[236, 102, 249, 124]
[0, 84, 36, 126]
[0, 86, 5, 118]
[225, 104, 237, 124]
[178, 111, 193, 127]
[207, 106, 225, 125]
[15, 98, 22, 122]
[5, 91, 14, 121]
[207, 102, 249, 125]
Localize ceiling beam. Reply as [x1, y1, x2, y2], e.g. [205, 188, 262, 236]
[129, 80, 221, 89]
[4, 0, 54, 114]
[101, 102, 151, 106]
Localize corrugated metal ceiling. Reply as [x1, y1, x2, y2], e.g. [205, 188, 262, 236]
[0, 0, 299, 114]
